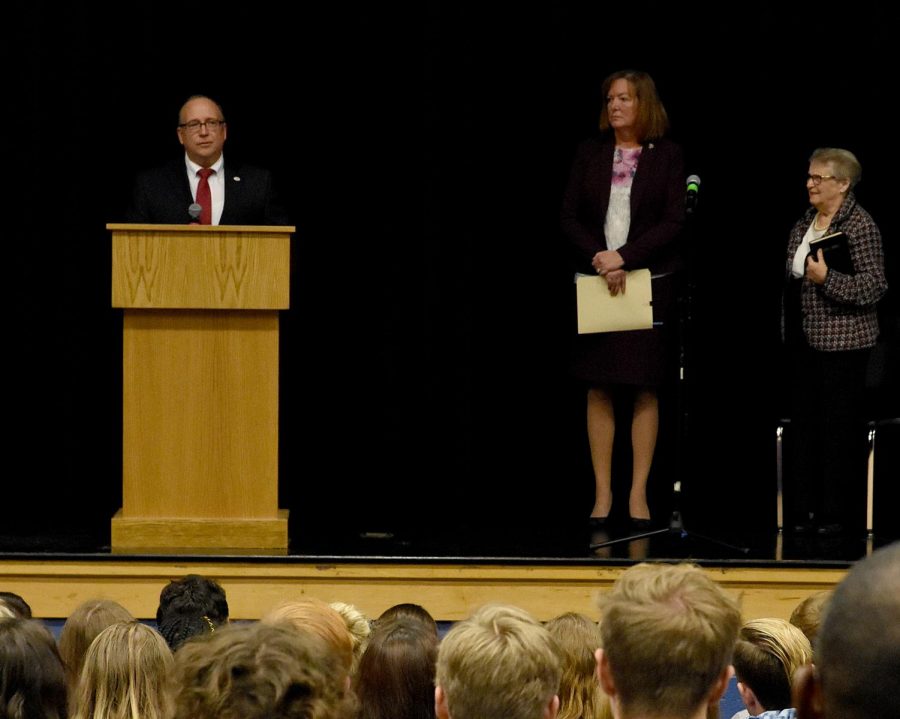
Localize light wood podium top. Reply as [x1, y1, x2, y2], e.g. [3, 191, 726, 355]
[107, 224, 296, 233]
[109, 223, 293, 309]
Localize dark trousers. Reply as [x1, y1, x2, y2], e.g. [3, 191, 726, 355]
[788, 341, 870, 528]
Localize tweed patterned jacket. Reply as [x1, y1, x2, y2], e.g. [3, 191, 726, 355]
[784, 191, 887, 351]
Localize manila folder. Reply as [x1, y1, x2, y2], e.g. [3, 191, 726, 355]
[576, 269, 653, 334]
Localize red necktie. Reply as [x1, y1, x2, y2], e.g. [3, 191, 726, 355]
[196, 168, 215, 224]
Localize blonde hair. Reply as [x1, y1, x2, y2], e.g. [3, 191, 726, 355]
[598, 563, 741, 718]
[71, 621, 174, 719]
[545, 613, 611, 719]
[733, 618, 812, 711]
[436, 603, 561, 719]
[58, 599, 134, 690]
[329, 601, 371, 674]
[263, 598, 354, 674]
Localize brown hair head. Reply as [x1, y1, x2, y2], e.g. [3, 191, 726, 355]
[598, 69, 670, 142]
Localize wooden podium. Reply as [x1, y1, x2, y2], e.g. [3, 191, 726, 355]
[107, 224, 294, 551]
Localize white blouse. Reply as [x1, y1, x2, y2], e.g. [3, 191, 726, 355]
[792, 219, 829, 278]
[604, 146, 642, 251]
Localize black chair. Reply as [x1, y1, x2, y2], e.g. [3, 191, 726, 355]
[776, 339, 899, 539]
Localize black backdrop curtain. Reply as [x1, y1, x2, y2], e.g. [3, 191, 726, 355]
[7, 1, 898, 541]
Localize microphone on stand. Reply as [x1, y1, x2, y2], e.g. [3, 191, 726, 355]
[685, 175, 701, 214]
[188, 203, 203, 223]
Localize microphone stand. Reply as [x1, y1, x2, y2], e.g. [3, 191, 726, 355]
[591, 181, 749, 555]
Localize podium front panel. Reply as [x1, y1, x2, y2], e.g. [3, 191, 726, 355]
[121, 309, 279, 519]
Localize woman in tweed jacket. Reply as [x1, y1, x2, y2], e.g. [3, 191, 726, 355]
[783, 147, 887, 536]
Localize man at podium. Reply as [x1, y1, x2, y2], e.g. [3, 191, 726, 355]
[126, 94, 289, 226]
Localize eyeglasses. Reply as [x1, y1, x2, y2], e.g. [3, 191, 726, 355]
[178, 119, 225, 133]
[806, 174, 840, 186]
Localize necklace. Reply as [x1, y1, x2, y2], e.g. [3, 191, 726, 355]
[813, 213, 831, 231]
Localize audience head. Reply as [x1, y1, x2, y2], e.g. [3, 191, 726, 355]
[329, 601, 372, 675]
[435, 603, 562, 719]
[789, 590, 832, 649]
[173, 620, 357, 719]
[795, 541, 900, 719]
[71, 620, 174, 719]
[0, 617, 69, 719]
[545, 612, 611, 719]
[597, 562, 741, 719]
[58, 599, 134, 689]
[355, 618, 439, 719]
[733, 618, 812, 715]
[377, 603, 438, 637]
[0, 591, 32, 618]
[263, 598, 354, 675]
[156, 574, 229, 651]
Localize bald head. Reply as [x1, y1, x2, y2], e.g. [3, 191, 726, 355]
[797, 542, 900, 719]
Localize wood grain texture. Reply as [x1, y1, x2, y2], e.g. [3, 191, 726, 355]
[121, 310, 279, 519]
[111, 510, 288, 549]
[0, 560, 848, 623]
[110, 225, 292, 309]
[109, 224, 290, 551]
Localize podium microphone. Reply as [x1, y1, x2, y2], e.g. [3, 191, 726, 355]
[188, 203, 202, 223]
[685, 175, 701, 214]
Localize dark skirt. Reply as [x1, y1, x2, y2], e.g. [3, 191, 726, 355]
[570, 274, 678, 388]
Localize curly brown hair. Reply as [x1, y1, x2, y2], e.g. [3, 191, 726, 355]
[173, 621, 357, 719]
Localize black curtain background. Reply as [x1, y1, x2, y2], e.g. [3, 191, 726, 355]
[8, 1, 898, 543]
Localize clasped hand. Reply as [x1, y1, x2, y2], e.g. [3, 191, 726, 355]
[592, 250, 626, 295]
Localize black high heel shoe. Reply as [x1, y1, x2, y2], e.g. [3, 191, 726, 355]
[629, 517, 653, 531]
[588, 516, 609, 530]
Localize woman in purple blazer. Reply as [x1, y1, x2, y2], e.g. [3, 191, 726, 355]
[561, 70, 685, 531]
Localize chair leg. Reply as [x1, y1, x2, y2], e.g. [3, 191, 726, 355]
[776, 422, 785, 532]
[866, 422, 876, 537]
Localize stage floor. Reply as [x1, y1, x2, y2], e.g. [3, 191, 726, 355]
[3, 519, 894, 624]
[0, 517, 891, 564]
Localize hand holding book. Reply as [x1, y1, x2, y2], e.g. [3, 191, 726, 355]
[807, 231, 854, 275]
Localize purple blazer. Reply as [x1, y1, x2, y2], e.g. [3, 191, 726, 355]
[561, 136, 685, 276]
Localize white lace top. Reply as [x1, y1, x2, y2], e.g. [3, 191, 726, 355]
[604, 146, 642, 251]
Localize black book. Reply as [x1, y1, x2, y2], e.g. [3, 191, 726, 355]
[808, 231, 854, 275]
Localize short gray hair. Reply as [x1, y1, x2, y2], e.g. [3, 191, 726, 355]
[810, 147, 862, 187]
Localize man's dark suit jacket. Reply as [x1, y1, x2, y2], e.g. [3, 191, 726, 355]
[126, 159, 289, 225]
